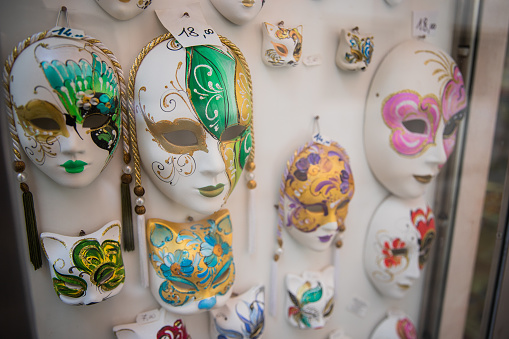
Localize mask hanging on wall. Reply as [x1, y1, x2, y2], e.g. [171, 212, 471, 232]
[210, 0, 266, 25]
[364, 39, 467, 199]
[113, 308, 191, 339]
[370, 310, 417, 339]
[363, 194, 436, 298]
[285, 266, 335, 329]
[262, 21, 303, 67]
[335, 27, 374, 72]
[95, 0, 152, 21]
[209, 284, 265, 338]
[40, 221, 125, 305]
[3, 8, 131, 270]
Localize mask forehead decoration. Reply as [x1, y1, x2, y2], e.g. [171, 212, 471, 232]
[95, 0, 152, 21]
[210, 284, 265, 339]
[210, 0, 266, 25]
[262, 21, 303, 67]
[364, 195, 430, 299]
[285, 266, 334, 329]
[146, 209, 234, 314]
[131, 34, 253, 217]
[364, 39, 467, 198]
[335, 27, 374, 72]
[40, 221, 125, 305]
[277, 140, 355, 251]
[370, 310, 417, 339]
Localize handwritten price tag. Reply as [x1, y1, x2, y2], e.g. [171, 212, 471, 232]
[313, 133, 331, 146]
[135, 309, 160, 324]
[412, 10, 438, 37]
[49, 26, 85, 39]
[156, 3, 222, 47]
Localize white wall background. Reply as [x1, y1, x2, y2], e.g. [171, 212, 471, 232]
[0, 0, 457, 338]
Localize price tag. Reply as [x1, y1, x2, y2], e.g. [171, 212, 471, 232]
[156, 3, 222, 48]
[135, 309, 160, 324]
[412, 10, 438, 37]
[303, 54, 322, 67]
[346, 296, 368, 318]
[313, 133, 331, 146]
[49, 26, 85, 39]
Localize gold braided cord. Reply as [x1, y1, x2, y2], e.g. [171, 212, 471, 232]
[128, 33, 254, 189]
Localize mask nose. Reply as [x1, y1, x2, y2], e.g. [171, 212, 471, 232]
[200, 137, 226, 178]
[425, 124, 448, 167]
[405, 254, 421, 281]
[60, 128, 85, 157]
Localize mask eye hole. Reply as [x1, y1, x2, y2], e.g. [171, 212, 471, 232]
[402, 119, 427, 134]
[170, 279, 196, 292]
[305, 204, 325, 214]
[220, 125, 246, 142]
[271, 42, 289, 57]
[163, 130, 199, 147]
[443, 120, 459, 138]
[30, 117, 60, 131]
[83, 114, 109, 129]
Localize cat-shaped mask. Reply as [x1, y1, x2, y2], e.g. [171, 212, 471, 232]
[262, 22, 303, 67]
[335, 27, 374, 71]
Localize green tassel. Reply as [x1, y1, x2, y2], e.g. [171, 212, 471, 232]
[121, 181, 134, 251]
[21, 186, 42, 270]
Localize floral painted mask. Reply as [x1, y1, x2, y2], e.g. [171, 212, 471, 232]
[113, 308, 191, 339]
[285, 266, 334, 329]
[262, 22, 303, 67]
[211, 0, 266, 25]
[364, 39, 467, 198]
[95, 0, 152, 20]
[210, 284, 265, 339]
[147, 209, 234, 314]
[370, 310, 417, 339]
[335, 27, 374, 71]
[279, 140, 354, 251]
[133, 36, 252, 216]
[8, 36, 121, 188]
[363, 195, 433, 299]
[40, 221, 125, 305]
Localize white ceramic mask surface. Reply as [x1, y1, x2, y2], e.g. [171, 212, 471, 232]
[113, 308, 191, 339]
[40, 221, 124, 305]
[285, 266, 334, 329]
[335, 28, 374, 71]
[262, 22, 303, 67]
[133, 36, 252, 216]
[364, 39, 467, 199]
[370, 310, 417, 339]
[210, 0, 265, 25]
[210, 284, 265, 338]
[364, 195, 435, 298]
[95, 0, 152, 21]
[8, 36, 121, 188]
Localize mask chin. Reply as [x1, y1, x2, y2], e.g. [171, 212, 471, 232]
[95, 0, 150, 21]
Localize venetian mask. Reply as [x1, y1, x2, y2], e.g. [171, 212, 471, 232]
[370, 310, 417, 339]
[335, 28, 374, 71]
[133, 36, 252, 216]
[113, 308, 191, 339]
[8, 36, 121, 188]
[285, 266, 334, 329]
[210, 0, 265, 25]
[364, 195, 435, 298]
[95, 0, 152, 21]
[279, 140, 354, 251]
[210, 284, 265, 339]
[147, 209, 234, 314]
[364, 39, 467, 198]
[262, 22, 303, 67]
[40, 221, 125, 305]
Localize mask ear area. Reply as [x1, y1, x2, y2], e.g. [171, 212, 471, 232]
[40, 233, 68, 266]
[147, 220, 175, 248]
[322, 266, 335, 290]
[263, 22, 276, 35]
[100, 221, 122, 243]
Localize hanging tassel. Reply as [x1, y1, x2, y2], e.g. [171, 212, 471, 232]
[247, 186, 256, 254]
[121, 173, 134, 251]
[134, 185, 149, 288]
[20, 183, 42, 270]
[269, 257, 278, 317]
[333, 240, 342, 301]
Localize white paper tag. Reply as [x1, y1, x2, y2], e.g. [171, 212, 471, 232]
[303, 54, 322, 66]
[155, 3, 222, 47]
[313, 133, 331, 146]
[412, 10, 438, 37]
[135, 309, 160, 324]
[49, 26, 85, 39]
[346, 296, 368, 318]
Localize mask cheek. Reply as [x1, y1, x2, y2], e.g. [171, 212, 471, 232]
[220, 130, 251, 198]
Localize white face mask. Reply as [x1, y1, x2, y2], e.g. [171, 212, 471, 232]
[210, 0, 265, 25]
[285, 266, 335, 329]
[9, 37, 121, 188]
[364, 195, 435, 299]
[262, 22, 303, 67]
[210, 285, 265, 338]
[335, 28, 374, 72]
[134, 38, 252, 216]
[370, 310, 417, 339]
[40, 221, 124, 305]
[95, 0, 152, 20]
[364, 39, 467, 198]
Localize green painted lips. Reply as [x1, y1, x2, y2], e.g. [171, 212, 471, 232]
[60, 160, 88, 173]
[198, 183, 225, 198]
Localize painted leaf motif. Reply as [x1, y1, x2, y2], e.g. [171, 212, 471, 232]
[52, 265, 87, 298]
[300, 283, 323, 306]
[288, 290, 300, 307]
[323, 297, 334, 317]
